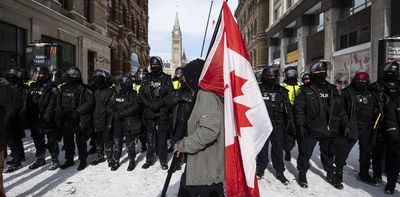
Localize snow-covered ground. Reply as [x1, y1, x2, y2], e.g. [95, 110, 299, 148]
[3, 132, 399, 197]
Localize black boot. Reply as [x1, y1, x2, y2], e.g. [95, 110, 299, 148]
[256, 170, 264, 180]
[276, 172, 290, 185]
[357, 172, 379, 187]
[90, 155, 106, 166]
[48, 159, 60, 171]
[127, 160, 136, 171]
[297, 172, 308, 188]
[335, 168, 343, 183]
[29, 158, 46, 169]
[161, 163, 169, 170]
[111, 161, 120, 171]
[59, 159, 75, 169]
[77, 160, 87, 171]
[6, 158, 15, 165]
[141, 161, 154, 169]
[4, 162, 23, 173]
[326, 172, 343, 190]
[384, 186, 395, 195]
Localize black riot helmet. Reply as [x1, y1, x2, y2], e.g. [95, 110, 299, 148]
[32, 65, 50, 83]
[284, 66, 298, 79]
[149, 56, 163, 74]
[128, 70, 137, 81]
[118, 75, 133, 91]
[65, 66, 82, 84]
[137, 67, 149, 81]
[4, 67, 24, 84]
[301, 72, 311, 85]
[261, 66, 279, 84]
[19, 68, 30, 83]
[382, 61, 399, 83]
[175, 67, 184, 81]
[92, 68, 111, 88]
[310, 60, 331, 81]
[50, 68, 63, 84]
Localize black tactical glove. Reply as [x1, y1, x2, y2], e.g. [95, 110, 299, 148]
[298, 127, 307, 138]
[343, 128, 351, 139]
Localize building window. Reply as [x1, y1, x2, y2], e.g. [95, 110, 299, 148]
[339, 31, 358, 49]
[108, 0, 116, 21]
[84, 0, 93, 22]
[289, 28, 298, 44]
[274, 5, 282, 21]
[311, 12, 325, 33]
[58, 0, 69, 10]
[346, 0, 372, 16]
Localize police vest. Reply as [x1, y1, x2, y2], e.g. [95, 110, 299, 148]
[173, 80, 181, 90]
[281, 82, 301, 105]
[133, 84, 141, 94]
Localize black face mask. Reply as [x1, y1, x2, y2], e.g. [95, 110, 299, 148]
[353, 81, 368, 91]
[68, 76, 81, 84]
[6, 75, 19, 84]
[93, 77, 106, 89]
[151, 66, 161, 74]
[262, 77, 277, 85]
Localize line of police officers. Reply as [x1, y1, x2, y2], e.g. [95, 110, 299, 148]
[256, 60, 400, 194]
[3, 56, 193, 173]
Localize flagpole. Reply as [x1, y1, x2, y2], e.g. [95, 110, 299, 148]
[205, 0, 228, 59]
[200, 1, 214, 58]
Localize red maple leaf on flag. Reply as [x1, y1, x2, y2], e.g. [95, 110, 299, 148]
[230, 71, 252, 136]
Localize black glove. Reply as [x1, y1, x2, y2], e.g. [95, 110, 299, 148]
[288, 123, 297, 137]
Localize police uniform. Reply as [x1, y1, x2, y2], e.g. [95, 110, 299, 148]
[257, 83, 294, 178]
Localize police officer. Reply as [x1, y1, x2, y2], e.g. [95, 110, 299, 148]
[382, 63, 400, 194]
[256, 66, 295, 185]
[281, 66, 301, 161]
[130, 68, 148, 153]
[139, 56, 173, 170]
[295, 60, 349, 189]
[108, 75, 142, 171]
[24, 66, 61, 170]
[334, 72, 381, 186]
[369, 61, 400, 183]
[172, 67, 183, 91]
[301, 72, 311, 85]
[90, 69, 114, 166]
[3, 68, 28, 172]
[57, 67, 94, 171]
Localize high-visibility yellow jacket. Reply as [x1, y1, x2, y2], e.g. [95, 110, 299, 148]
[281, 82, 301, 105]
[133, 83, 141, 93]
[172, 80, 181, 90]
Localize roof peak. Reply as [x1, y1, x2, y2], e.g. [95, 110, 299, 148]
[174, 11, 180, 30]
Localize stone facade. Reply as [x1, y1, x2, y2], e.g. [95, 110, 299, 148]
[0, 0, 112, 82]
[235, 0, 269, 72]
[265, 0, 399, 84]
[107, 0, 149, 79]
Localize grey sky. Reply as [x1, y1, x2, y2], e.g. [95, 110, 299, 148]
[149, 0, 239, 62]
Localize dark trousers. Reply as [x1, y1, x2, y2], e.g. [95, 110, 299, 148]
[257, 124, 285, 174]
[334, 127, 374, 172]
[385, 137, 400, 190]
[62, 120, 87, 161]
[171, 122, 186, 145]
[0, 150, 5, 197]
[178, 171, 224, 197]
[112, 120, 137, 162]
[31, 128, 59, 160]
[145, 118, 169, 164]
[8, 131, 25, 162]
[372, 137, 386, 179]
[94, 130, 113, 159]
[297, 137, 334, 174]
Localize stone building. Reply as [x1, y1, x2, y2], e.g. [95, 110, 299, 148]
[0, 0, 111, 82]
[235, 0, 270, 74]
[0, 0, 149, 81]
[265, 0, 400, 85]
[169, 12, 183, 76]
[107, 0, 149, 79]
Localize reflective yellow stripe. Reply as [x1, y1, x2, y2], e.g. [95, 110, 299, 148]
[133, 84, 141, 93]
[173, 80, 181, 90]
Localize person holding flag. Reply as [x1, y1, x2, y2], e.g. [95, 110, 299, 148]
[173, 1, 272, 197]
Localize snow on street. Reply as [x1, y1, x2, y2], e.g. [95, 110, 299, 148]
[3, 133, 399, 197]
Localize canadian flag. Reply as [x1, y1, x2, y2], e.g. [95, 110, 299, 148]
[199, 1, 273, 197]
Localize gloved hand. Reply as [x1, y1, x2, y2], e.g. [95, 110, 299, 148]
[288, 122, 297, 137]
